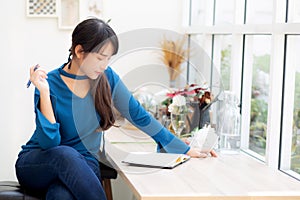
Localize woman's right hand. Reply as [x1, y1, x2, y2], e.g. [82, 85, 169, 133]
[29, 65, 49, 93]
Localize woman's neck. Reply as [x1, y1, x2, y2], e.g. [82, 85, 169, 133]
[64, 61, 85, 76]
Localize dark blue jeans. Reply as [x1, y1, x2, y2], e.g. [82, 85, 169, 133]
[15, 145, 107, 200]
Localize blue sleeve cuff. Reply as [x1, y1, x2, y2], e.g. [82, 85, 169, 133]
[152, 127, 190, 154]
[34, 93, 61, 149]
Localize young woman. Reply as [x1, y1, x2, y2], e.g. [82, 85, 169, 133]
[15, 18, 217, 200]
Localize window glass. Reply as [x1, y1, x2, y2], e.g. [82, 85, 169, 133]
[188, 34, 212, 85]
[214, 0, 235, 25]
[244, 35, 271, 156]
[287, 0, 300, 23]
[213, 35, 232, 90]
[190, 0, 214, 26]
[245, 0, 273, 24]
[285, 36, 300, 175]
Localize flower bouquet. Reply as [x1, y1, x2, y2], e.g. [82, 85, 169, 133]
[168, 95, 188, 114]
[164, 84, 210, 134]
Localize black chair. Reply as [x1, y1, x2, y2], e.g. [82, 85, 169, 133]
[99, 162, 118, 200]
[0, 181, 42, 200]
[0, 162, 118, 200]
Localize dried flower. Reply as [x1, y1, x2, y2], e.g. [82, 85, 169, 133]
[160, 35, 189, 81]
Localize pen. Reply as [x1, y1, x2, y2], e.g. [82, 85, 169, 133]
[26, 64, 39, 88]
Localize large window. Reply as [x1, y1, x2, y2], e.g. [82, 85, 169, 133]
[281, 35, 300, 177]
[186, 0, 300, 180]
[243, 35, 271, 157]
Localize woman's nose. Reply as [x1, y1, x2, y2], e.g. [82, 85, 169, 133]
[100, 65, 108, 71]
[99, 61, 108, 70]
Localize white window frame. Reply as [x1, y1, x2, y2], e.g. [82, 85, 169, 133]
[281, 35, 300, 180]
[183, 0, 300, 179]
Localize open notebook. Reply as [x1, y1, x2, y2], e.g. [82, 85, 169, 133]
[122, 152, 190, 169]
[122, 126, 218, 169]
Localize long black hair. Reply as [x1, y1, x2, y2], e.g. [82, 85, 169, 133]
[69, 18, 119, 130]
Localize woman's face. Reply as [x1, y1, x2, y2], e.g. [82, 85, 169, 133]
[80, 42, 114, 79]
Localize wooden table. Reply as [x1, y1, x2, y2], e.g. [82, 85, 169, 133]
[104, 127, 300, 200]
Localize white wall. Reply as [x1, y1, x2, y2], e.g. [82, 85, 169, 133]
[0, 0, 71, 181]
[0, 0, 184, 180]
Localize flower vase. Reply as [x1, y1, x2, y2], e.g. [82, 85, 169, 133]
[170, 105, 187, 138]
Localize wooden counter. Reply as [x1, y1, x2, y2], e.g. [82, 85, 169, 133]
[104, 127, 300, 200]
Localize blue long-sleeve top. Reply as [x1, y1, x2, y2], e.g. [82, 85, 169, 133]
[20, 65, 190, 160]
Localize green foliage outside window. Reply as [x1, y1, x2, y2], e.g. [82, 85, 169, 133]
[248, 54, 300, 174]
[221, 45, 231, 90]
[249, 54, 270, 156]
[221, 46, 300, 174]
[249, 99, 267, 155]
[291, 72, 300, 174]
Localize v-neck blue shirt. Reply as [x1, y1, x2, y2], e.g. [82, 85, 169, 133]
[20, 65, 190, 160]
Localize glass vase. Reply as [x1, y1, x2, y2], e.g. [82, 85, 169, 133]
[218, 91, 241, 154]
[170, 105, 187, 137]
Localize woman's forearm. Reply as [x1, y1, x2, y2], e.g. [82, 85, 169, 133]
[39, 91, 56, 124]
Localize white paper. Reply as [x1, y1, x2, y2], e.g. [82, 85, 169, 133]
[189, 125, 219, 152]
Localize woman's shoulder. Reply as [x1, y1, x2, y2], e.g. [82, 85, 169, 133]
[104, 66, 121, 91]
[105, 66, 120, 81]
[46, 65, 64, 93]
[47, 65, 62, 78]
[104, 66, 115, 76]
[46, 65, 67, 85]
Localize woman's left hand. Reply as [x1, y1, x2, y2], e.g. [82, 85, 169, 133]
[186, 148, 218, 158]
[181, 138, 218, 158]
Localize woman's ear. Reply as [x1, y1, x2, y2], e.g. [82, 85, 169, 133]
[74, 45, 85, 59]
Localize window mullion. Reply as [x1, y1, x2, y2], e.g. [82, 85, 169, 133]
[240, 35, 253, 151]
[280, 35, 297, 171]
[265, 34, 285, 169]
